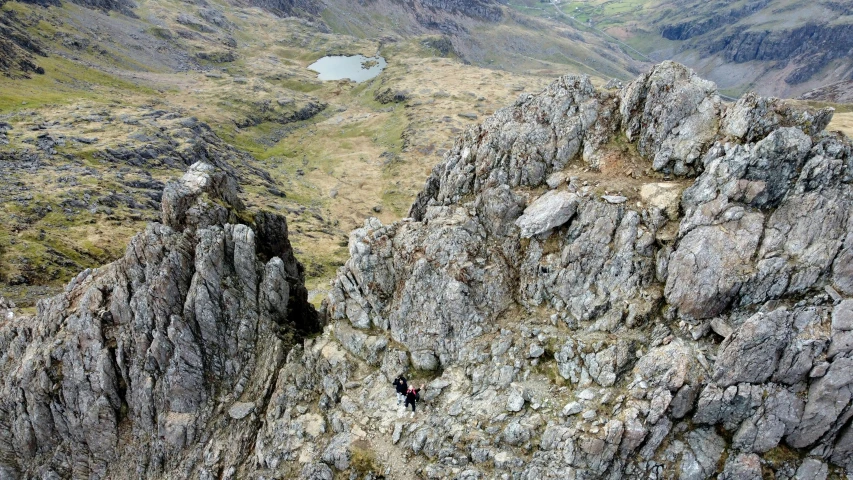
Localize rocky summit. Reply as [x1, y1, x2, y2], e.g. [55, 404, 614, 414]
[2, 61, 853, 479]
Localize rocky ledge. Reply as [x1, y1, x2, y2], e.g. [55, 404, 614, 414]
[2, 61, 853, 479]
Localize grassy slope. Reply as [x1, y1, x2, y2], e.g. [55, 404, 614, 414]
[0, 0, 560, 305]
[1, 0, 850, 307]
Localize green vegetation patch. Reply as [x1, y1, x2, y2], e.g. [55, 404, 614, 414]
[349, 439, 380, 475]
[0, 55, 154, 113]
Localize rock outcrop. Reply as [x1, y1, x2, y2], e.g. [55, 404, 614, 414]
[0, 161, 320, 478]
[655, 1, 853, 88]
[0, 0, 46, 78]
[2, 61, 853, 479]
[418, 0, 502, 23]
[324, 61, 852, 478]
[708, 22, 853, 85]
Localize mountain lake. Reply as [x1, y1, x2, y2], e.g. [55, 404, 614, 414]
[307, 55, 387, 82]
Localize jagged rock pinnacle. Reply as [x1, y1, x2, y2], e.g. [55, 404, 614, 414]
[0, 161, 319, 479]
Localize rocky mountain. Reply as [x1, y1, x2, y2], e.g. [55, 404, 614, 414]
[703, 19, 853, 87]
[0, 106, 304, 298]
[2, 61, 852, 479]
[0, 160, 321, 478]
[0, 0, 650, 309]
[418, 0, 502, 22]
[0, 0, 45, 78]
[800, 81, 853, 104]
[536, 0, 853, 98]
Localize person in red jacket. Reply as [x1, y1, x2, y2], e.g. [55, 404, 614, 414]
[405, 383, 425, 416]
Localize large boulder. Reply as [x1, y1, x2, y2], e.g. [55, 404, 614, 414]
[514, 189, 579, 238]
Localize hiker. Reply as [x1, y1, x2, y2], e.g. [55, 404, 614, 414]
[405, 383, 425, 416]
[392, 375, 408, 406]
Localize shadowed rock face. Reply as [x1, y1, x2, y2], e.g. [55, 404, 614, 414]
[707, 22, 853, 85]
[0, 162, 320, 479]
[18, 0, 136, 15]
[0, 0, 46, 78]
[17, 0, 322, 21]
[655, 0, 853, 88]
[417, 0, 502, 22]
[243, 0, 323, 18]
[660, 0, 771, 41]
[3, 62, 853, 479]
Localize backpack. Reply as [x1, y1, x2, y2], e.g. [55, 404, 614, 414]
[407, 387, 420, 400]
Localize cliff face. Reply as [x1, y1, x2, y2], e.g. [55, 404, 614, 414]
[415, 0, 502, 23]
[241, 0, 323, 18]
[601, 0, 853, 96]
[707, 22, 853, 85]
[659, 0, 770, 41]
[16, 0, 135, 15]
[2, 62, 853, 479]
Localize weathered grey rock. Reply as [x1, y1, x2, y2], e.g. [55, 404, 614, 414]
[694, 384, 763, 430]
[732, 387, 803, 453]
[546, 171, 567, 189]
[719, 453, 762, 480]
[833, 230, 853, 296]
[633, 339, 692, 391]
[794, 458, 827, 480]
[161, 161, 244, 231]
[562, 401, 582, 416]
[506, 390, 525, 412]
[502, 420, 532, 446]
[788, 354, 853, 448]
[475, 185, 526, 238]
[721, 92, 834, 143]
[301, 462, 334, 480]
[519, 197, 660, 326]
[832, 299, 853, 331]
[408, 73, 623, 221]
[665, 211, 764, 319]
[712, 309, 793, 386]
[321, 433, 352, 470]
[528, 343, 545, 358]
[5, 62, 853, 479]
[680, 428, 725, 480]
[773, 308, 829, 385]
[578, 388, 597, 401]
[620, 61, 721, 175]
[710, 318, 733, 338]
[514, 190, 579, 238]
[810, 362, 830, 378]
[602, 194, 627, 204]
[603, 78, 622, 90]
[0, 162, 319, 479]
[228, 402, 255, 420]
[639, 417, 672, 459]
[827, 330, 853, 358]
[671, 384, 698, 419]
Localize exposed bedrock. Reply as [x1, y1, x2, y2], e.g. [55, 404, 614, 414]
[3, 61, 853, 478]
[0, 161, 319, 478]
